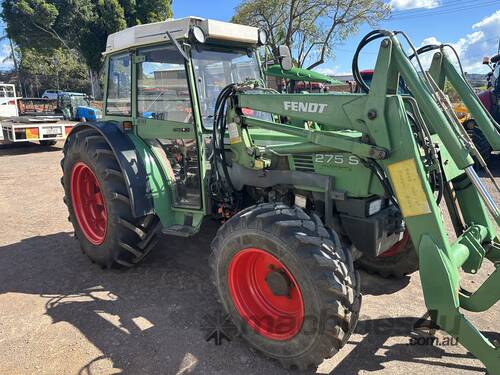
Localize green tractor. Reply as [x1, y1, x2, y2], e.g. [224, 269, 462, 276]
[60, 17, 500, 372]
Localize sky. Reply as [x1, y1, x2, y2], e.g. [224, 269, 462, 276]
[0, 0, 499, 75]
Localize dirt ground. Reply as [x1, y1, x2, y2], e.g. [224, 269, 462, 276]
[0, 141, 498, 375]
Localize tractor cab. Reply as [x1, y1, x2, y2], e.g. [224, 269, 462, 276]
[102, 17, 267, 216]
[479, 54, 500, 124]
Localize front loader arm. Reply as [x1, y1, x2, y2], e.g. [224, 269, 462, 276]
[428, 49, 500, 150]
[221, 32, 499, 373]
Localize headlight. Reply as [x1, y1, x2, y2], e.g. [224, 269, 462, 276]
[258, 29, 268, 46]
[190, 25, 206, 44]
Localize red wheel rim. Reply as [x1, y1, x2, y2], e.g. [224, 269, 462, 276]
[379, 230, 410, 257]
[228, 248, 304, 340]
[70, 162, 107, 245]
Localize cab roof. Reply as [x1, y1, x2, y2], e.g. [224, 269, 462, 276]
[104, 17, 260, 55]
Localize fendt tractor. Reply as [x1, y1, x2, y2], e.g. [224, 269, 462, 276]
[60, 18, 500, 372]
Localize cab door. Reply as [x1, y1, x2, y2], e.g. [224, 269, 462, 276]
[135, 44, 203, 212]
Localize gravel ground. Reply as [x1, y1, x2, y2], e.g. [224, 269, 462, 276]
[0, 141, 498, 375]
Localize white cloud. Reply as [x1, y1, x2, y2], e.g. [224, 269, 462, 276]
[390, 0, 440, 11]
[314, 66, 351, 76]
[473, 9, 500, 31]
[413, 36, 441, 68]
[415, 10, 500, 74]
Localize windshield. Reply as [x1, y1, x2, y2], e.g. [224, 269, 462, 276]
[73, 96, 90, 107]
[192, 46, 261, 128]
[360, 72, 409, 95]
[0, 85, 15, 98]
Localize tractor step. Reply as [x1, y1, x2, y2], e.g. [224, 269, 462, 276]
[162, 225, 196, 237]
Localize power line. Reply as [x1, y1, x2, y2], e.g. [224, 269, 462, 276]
[390, 1, 498, 20]
[390, 0, 498, 18]
[391, 0, 485, 15]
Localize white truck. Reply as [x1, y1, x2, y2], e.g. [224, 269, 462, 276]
[0, 84, 77, 146]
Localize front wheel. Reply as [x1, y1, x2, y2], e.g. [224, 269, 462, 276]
[210, 204, 361, 370]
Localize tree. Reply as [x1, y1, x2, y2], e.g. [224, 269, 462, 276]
[18, 47, 90, 97]
[232, 0, 390, 70]
[1, 0, 173, 97]
[0, 35, 22, 93]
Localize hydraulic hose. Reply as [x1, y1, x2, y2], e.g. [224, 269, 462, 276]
[352, 30, 393, 93]
[211, 84, 238, 196]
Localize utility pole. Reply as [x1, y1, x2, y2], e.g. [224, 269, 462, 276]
[7, 37, 22, 96]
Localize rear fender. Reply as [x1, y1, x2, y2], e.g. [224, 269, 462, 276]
[66, 121, 154, 218]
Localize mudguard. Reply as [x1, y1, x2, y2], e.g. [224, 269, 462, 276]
[67, 121, 154, 218]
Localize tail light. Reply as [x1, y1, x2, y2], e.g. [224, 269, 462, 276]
[26, 128, 39, 139]
[65, 126, 73, 136]
[7, 100, 16, 105]
[242, 108, 254, 116]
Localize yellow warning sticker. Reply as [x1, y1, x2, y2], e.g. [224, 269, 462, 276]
[228, 122, 241, 144]
[387, 159, 431, 218]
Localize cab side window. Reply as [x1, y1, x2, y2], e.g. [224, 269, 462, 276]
[106, 53, 132, 116]
[137, 45, 192, 123]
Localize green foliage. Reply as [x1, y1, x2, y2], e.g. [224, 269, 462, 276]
[233, 0, 390, 69]
[19, 47, 90, 96]
[123, 0, 173, 25]
[1, 0, 173, 74]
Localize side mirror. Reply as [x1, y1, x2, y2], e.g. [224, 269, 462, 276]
[483, 56, 490, 65]
[278, 45, 292, 71]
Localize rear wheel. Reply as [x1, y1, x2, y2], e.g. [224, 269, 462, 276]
[210, 203, 361, 370]
[355, 230, 419, 278]
[61, 128, 160, 268]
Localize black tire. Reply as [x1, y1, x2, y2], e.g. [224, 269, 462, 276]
[355, 234, 419, 278]
[61, 128, 160, 268]
[465, 120, 492, 167]
[40, 140, 57, 147]
[210, 203, 361, 370]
